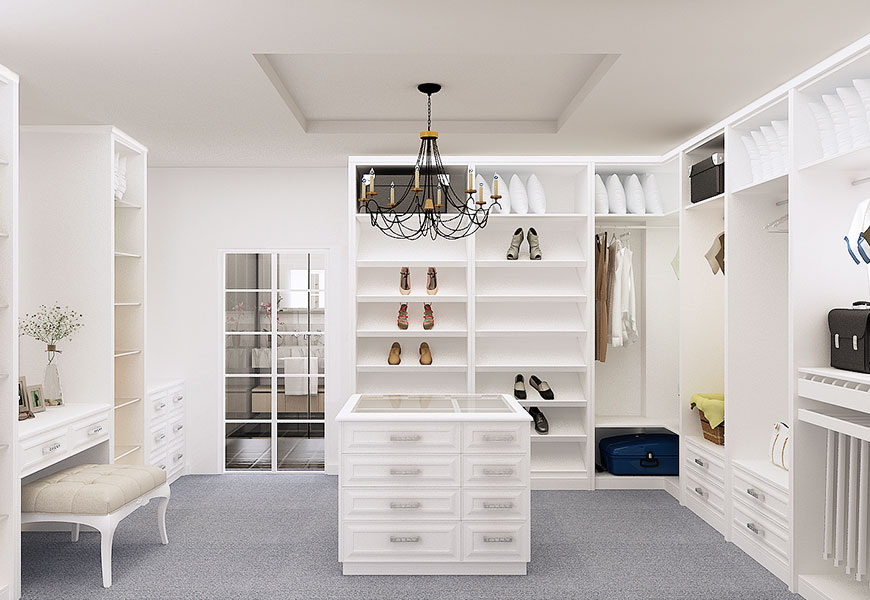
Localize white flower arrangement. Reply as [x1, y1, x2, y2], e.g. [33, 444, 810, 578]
[20, 304, 84, 362]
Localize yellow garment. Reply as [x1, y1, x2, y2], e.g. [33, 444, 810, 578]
[691, 393, 725, 429]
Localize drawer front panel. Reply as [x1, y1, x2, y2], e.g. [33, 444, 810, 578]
[341, 423, 460, 454]
[149, 393, 171, 424]
[341, 488, 460, 521]
[462, 488, 529, 521]
[341, 454, 461, 487]
[732, 469, 788, 526]
[168, 386, 185, 416]
[69, 414, 110, 452]
[732, 499, 789, 560]
[684, 441, 725, 486]
[685, 469, 725, 516]
[168, 442, 186, 470]
[21, 431, 68, 473]
[150, 422, 169, 452]
[462, 455, 529, 488]
[462, 521, 530, 562]
[149, 449, 169, 472]
[341, 522, 461, 562]
[168, 415, 186, 445]
[462, 423, 529, 454]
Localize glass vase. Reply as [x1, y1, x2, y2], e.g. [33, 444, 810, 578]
[43, 345, 63, 406]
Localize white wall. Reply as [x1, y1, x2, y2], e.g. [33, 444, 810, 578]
[147, 167, 348, 475]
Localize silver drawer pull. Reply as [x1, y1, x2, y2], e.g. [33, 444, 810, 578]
[158, 464, 167, 470]
[483, 536, 513, 543]
[173, 395, 184, 403]
[389, 536, 420, 543]
[482, 434, 515, 442]
[390, 502, 421, 510]
[746, 488, 764, 501]
[483, 502, 514, 510]
[174, 453, 184, 462]
[155, 433, 167, 442]
[155, 402, 167, 410]
[694, 458, 706, 467]
[746, 523, 762, 536]
[87, 425, 104, 436]
[390, 434, 422, 442]
[694, 486, 705, 496]
[173, 424, 184, 433]
[483, 468, 514, 476]
[390, 468, 421, 476]
[43, 442, 62, 454]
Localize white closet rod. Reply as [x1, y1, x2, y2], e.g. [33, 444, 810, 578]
[853, 176, 870, 187]
[837, 433, 848, 566]
[848, 438, 859, 574]
[858, 440, 869, 581]
[594, 225, 678, 230]
[826, 430, 836, 560]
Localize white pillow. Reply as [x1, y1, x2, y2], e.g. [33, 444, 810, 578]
[761, 125, 785, 175]
[808, 101, 838, 158]
[594, 174, 609, 215]
[492, 172, 511, 214]
[605, 174, 627, 215]
[641, 174, 663, 214]
[750, 130, 773, 180]
[853, 79, 870, 124]
[741, 135, 763, 182]
[837, 86, 870, 147]
[771, 120, 790, 165]
[624, 174, 645, 214]
[509, 174, 528, 215]
[474, 174, 494, 211]
[822, 93, 853, 153]
[526, 174, 546, 214]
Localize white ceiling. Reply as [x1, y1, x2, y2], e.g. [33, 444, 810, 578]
[0, 1, 868, 167]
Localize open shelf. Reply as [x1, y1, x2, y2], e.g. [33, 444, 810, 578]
[114, 350, 141, 358]
[685, 193, 725, 211]
[114, 301, 142, 307]
[356, 293, 467, 303]
[594, 210, 680, 226]
[531, 450, 587, 474]
[798, 573, 870, 600]
[356, 365, 467, 373]
[595, 415, 679, 433]
[114, 199, 142, 209]
[485, 213, 587, 220]
[475, 258, 587, 268]
[531, 421, 587, 442]
[475, 328, 586, 337]
[114, 445, 141, 461]
[357, 259, 468, 268]
[476, 293, 587, 303]
[798, 406, 870, 443]
[357, 328, 467, 338]
[114, 397, 141, 410]
[596, 472, 679, 490]
[732, 458, 789, 491]
[476, 364, 587, 373]
[798, 367, 870, 414]
[798, 141, 870, 173]
[732, 172, 788, 196]
[518, 399, 587, 408]
[114, 250, 142, 258]
[685, 434, 726, 459]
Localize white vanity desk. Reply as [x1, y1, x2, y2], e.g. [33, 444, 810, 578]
[19, 403, 111, 479]
[337, 394, 532, 575]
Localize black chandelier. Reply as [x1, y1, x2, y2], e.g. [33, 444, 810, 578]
[360, 83, 500, 240]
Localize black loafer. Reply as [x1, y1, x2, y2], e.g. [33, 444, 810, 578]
[529, 375, 554, 400]
[514, 374, 527, 400]
[528, 407, 549, 434]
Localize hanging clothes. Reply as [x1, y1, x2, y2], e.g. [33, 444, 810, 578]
[705, 231, 725, 275]
[594, 233, 609, 362]
[607, 237, 624, 348]
[619, 242, 638, 344]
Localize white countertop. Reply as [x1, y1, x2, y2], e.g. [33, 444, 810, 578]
[337, 393, 532, 422]
[19, 403, 112, 441]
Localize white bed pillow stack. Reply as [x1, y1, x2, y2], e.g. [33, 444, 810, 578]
[624, 174, 645, 214]
[595, 174, 609, 215]
[605, 174, 627, 215]
[596, 173, 664, 215]
[474, 174, 494, 211]
[807, 80, 870, 161]
[509, 174, 529, 215]
[641, 174, 663, 214]
[493, 173, 511, 214]
[741, 119, 790, 184]
[526, 174, 546, 214]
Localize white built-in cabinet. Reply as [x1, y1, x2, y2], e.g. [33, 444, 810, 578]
[146, 381, 187, 482]
[0, 63, 18, 600]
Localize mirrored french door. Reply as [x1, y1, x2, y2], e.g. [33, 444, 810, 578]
[224, 251, 326, 471]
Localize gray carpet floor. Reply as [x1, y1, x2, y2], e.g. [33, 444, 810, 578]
[20, 475, 802, 600]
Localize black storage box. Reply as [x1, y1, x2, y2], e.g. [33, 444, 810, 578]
[829, 303, 870, 374]
[689, 153, 725, 203]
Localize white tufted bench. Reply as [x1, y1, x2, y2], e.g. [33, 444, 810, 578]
[21, 463, 171, 588]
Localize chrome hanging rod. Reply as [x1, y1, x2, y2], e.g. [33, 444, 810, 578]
[853, 176, 870, 187]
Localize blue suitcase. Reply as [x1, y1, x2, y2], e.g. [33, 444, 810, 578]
[599, 433, 679, 476]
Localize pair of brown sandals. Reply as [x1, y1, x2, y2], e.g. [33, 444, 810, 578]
[388, 341, 432, 365]
[400, 267, 438, 295]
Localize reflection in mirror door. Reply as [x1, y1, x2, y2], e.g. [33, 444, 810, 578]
[224, 251, 326, 471]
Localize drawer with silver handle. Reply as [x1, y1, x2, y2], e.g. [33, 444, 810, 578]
[684, 470, 725, 516]
[731, 465, 788, 527]
[150, 394, 170, 422]
[341, 454, 460, 487]
[169, 389, 185, 415]
[462, 455, 529, 488]
[462, 488, 529, 521]
[462, 521, 530, 562]
[341, 422, 460, 454]
[21, 431, 69, 475]
[732, 498, 789, 560]
[341, 488, 460, 521]
[340, 522, 460, 563]
[69, 415, 110, 452]
[462, 423, 529, 454]
[150, 423, 169, 452]
[169, 417, 185, 443]
[684, 440, 726, 487]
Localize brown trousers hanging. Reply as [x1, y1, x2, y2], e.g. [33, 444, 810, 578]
[595, 233, 609, 362]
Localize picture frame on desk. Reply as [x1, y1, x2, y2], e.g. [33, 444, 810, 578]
[27, 384, 46, 413]
[18, 375, 34, 420]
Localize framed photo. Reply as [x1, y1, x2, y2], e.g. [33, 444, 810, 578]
[27, 384, 46, 414]
[18, 376, 34, 421]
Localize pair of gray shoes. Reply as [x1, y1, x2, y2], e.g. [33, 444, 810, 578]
[506, 228, 542, 260]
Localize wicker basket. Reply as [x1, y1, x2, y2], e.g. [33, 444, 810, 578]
[698, 409, 725, 446]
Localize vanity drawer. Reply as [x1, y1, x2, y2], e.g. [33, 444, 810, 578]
[341, 422, 459, 454]
[462, 488, 529, 521]
[68, 414, 109, 452]
[148, 392, 171, 424]
[685, 469, 725, 517]
[462, 455, 529, 488]
[462, 423, 529, 454]
[731, 467, 788, 527]
[341, 488, 460, 521]
[341, 454, 460, 487]
[684, 440, 725, 487]
[462, 521, 530, 562]
[150, 422, 169, 452]
[21, 430, 68, 474]
[732, 498, 789, 561]
[341, 522, 460, 563]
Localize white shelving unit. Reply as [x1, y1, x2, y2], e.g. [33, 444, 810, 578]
[0, 63, 18, 600]
[350, 158, 594, 490]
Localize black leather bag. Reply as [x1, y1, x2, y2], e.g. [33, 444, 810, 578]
[829, 302, 870, 373]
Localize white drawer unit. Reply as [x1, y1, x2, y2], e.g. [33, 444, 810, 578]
[341, 422, 460, 454]
[148, 392, 170, 424]
[684, 439, 726, 487]
[684, 468, 726, 533]
[337, 393, 532, 575]
[731, 465, 788, 528]
[68, 414, 110, 453]
[146, 380, 187, 483]
[732, 498, 790, 563]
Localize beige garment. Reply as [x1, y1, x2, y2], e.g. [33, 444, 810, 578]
[595, 233, 609, 362]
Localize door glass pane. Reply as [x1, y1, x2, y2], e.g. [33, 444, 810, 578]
[225, 253, 271, 290]
[225, 377, 272, 420]
[225, 423, 272, 470]
[278, 253, 326, 291]
[277, 422, 324, 471]
[226, 292, 271, 332]
[277, 375, 324, 419]
[225, 333, 271, 375]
